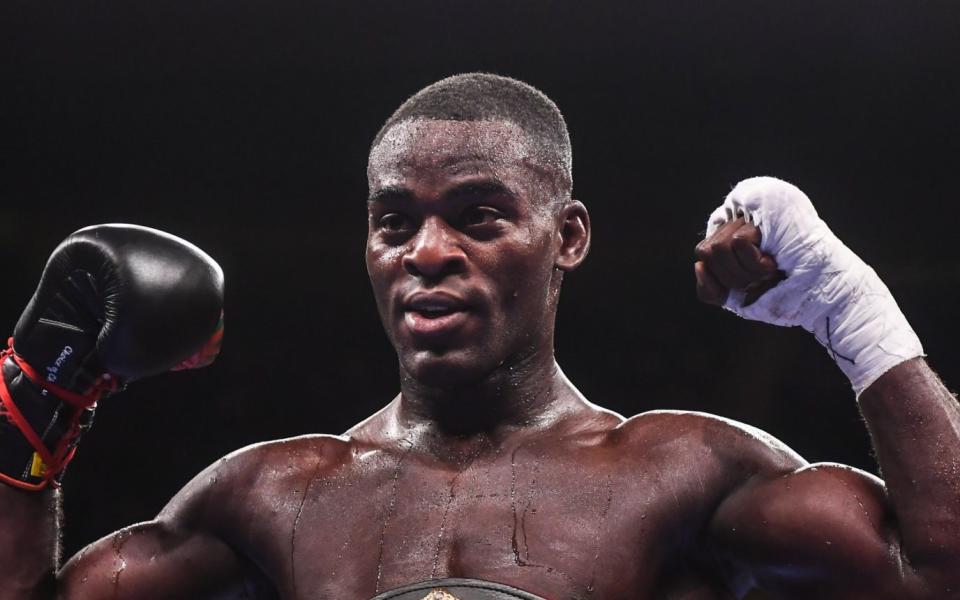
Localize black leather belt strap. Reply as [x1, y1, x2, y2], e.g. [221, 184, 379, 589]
[369, 578, 548, 600]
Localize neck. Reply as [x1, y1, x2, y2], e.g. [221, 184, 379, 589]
[395, 348, 579, 449]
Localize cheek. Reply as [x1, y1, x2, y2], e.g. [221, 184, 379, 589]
[365, 246, 402, 306]
[492, 243, 556, 315]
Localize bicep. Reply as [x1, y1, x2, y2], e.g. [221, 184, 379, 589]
[57, 520, 267, 600]
[710, 463, 924, 598]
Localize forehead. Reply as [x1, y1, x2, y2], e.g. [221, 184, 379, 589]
[367, 119, 537, 189]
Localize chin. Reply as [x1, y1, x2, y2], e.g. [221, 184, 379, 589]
[400, 347, 496, 389]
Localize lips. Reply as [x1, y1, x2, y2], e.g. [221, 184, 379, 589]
[401, 291, 472, 339]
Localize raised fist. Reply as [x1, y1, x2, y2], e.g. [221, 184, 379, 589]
[695, 177, 922, 393]
[0, 224, 224, 489]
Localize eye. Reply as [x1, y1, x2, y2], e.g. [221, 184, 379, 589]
[462, 206, 504, 227]
[378, 212, 412, 232]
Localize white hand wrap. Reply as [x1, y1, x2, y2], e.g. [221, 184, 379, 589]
[706, 176, 924, 395]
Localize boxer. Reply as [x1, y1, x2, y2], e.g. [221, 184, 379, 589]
[1, 73, 958, 599]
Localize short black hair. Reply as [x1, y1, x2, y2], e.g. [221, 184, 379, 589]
[370, 73, 572, 196]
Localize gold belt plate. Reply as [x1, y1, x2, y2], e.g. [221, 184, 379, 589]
[419, 591, 460, 600]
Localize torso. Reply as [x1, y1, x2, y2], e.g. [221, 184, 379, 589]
[216, 409, 759, 600]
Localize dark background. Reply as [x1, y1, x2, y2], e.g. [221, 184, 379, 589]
[2, 0, 959, 596]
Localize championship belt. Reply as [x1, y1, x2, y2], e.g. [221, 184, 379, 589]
[370, 578, 548, 600]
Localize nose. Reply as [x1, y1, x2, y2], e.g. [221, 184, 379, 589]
[402, 217, 467, 280]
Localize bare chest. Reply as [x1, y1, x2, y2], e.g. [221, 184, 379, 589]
[264, 450, 716, 600]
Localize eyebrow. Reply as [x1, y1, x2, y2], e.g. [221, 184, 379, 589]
[444, 179, 518, 202]
[368, 179, 519, 205]
[368, 186, 414, 204]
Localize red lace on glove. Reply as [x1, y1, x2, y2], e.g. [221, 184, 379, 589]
[0, 338, 115, 491]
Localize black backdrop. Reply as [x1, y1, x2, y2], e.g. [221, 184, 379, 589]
[3, 0, 960, 594]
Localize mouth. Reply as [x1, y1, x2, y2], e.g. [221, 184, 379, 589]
[402, 292, 472, 339]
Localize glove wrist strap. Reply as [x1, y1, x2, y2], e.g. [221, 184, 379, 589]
[0, 338, 108, 491]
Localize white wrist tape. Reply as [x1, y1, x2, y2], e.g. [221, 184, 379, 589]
[706, 176, 924, 395]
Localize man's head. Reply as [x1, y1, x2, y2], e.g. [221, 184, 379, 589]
[366, 74, 589, 388]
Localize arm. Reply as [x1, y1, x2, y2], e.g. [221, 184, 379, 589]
[857, 359, 960, 589]
[0, 454, 269, 600]
[0, 485, 60, 598]
[709, 362, 958, 598]
[695, 178, 960, 598]
[58, 520, 261, 600]
[56, 448, 280, 600]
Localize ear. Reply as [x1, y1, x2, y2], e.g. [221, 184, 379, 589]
[555, 200, 591, 271]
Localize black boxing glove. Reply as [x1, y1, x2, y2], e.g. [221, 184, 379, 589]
[0, 224, 224, 491]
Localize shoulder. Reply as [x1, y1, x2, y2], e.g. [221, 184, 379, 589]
[159, 434, 356, 529]
[212, 433, 354, 480]
[613, 409, 806, 478]
[624, 412, 888, 529]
